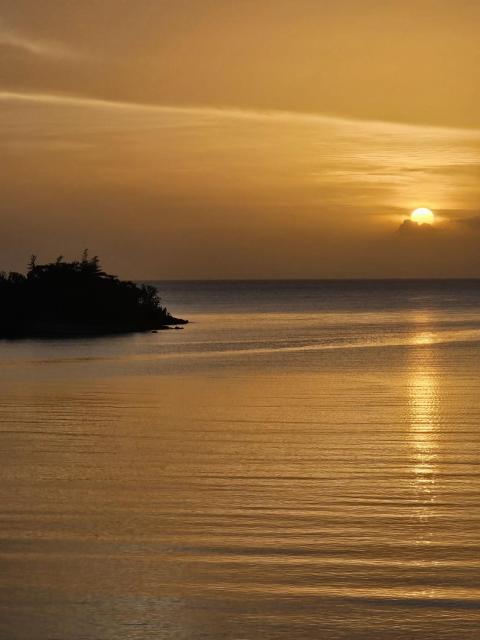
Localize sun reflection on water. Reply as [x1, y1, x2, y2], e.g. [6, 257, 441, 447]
[408, 335, 440, 531]
[412, 331, 436, 346]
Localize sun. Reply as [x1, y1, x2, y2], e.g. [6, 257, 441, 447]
[411, 207, 435, 225]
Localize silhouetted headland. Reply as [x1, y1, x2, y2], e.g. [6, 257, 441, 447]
[0, 253, 187, 337]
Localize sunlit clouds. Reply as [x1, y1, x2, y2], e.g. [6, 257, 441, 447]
[0, 20, 77, 60]
[2, 90, 479, 214]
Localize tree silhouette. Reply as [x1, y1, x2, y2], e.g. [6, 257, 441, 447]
[0, 253, 186, 337]
[28, 255, 37, 273]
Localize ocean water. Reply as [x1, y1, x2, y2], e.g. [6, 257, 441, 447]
[1, 280, 480, 639]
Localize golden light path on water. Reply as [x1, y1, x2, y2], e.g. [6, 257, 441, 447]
[408, 316, 440, 547]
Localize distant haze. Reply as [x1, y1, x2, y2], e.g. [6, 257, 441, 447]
[1, 1, 480, 278]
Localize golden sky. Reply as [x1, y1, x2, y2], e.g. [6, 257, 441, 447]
[1, 0, 480, 277]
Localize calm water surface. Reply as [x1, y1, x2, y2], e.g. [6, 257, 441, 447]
[1, 280, 480, 639]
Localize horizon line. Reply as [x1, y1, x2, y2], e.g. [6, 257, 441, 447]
[139, 276, 480, 282]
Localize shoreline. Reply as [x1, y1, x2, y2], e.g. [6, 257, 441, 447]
[0, 317, 188, 339]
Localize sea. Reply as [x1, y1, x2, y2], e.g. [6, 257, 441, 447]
[1, 280, 480, 639]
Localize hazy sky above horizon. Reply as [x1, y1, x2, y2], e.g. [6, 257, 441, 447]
[1, 0, 480, 278]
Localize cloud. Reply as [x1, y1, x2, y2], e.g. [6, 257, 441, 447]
[397, 219, 439, 236]
[1, 90, 480, 137]
[0, 23, 77, 60]
[457, 215, 480, 230]
[3, 89, 479, 208]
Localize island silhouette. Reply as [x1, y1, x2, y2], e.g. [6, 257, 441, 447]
[0, 252, 187, 337]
